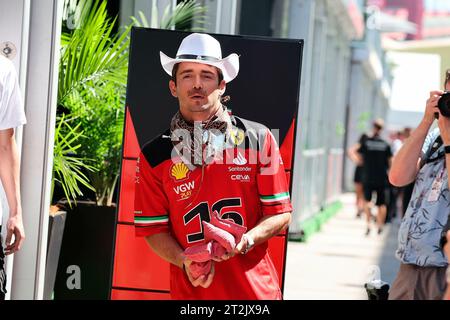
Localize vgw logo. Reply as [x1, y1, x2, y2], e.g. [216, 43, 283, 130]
[173, 181, 195, 195]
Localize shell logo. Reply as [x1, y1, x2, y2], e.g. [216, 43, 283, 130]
[170, 162, 190, 181]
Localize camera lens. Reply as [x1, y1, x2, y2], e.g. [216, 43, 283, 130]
[438, 92, 450, 117]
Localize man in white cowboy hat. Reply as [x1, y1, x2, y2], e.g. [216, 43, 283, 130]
[133, 32, 292, 300]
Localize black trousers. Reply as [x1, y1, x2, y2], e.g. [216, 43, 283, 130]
[0, 232, 6, 300]
[386, 184, 399, 223]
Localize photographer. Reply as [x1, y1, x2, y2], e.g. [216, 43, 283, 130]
[388, 69, 450, 300]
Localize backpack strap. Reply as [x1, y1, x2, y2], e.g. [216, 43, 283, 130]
[420, 135, 444, 168]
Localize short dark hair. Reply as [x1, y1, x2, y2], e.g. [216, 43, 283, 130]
[171, 63, 224, 85]
[373, 118, 384, 131]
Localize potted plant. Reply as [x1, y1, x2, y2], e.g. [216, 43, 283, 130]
[52, 0, 206, 299]
[44, 113, 97, 300]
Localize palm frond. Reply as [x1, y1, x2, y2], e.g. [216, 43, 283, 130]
[131, 0, 207, 31]
[53, 114, 97, 207]
[160, 0, 207, 31]
[58, 0, 131, 104]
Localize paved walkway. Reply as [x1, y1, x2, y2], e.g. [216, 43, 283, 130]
[284, 193, 401, 300]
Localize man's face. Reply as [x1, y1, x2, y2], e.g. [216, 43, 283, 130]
[169, 62, 226, 116]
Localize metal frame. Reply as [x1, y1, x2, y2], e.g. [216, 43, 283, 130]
[200, 0, 240, 34]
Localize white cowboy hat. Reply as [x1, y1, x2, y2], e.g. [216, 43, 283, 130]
[160, 33, 239, 83]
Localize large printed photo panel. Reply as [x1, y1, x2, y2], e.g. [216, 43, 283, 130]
[112, 28, 303, 299]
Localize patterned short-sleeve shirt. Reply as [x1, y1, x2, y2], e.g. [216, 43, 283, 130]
[396, 128, 450, 267]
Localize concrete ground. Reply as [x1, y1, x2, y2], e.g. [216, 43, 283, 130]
[284, 193, 401, 300]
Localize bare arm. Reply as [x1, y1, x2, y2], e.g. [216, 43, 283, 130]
[347, 143, 362, 165]
[389, 91, 443, 187]
[234, 211, 291, 255]
[388, 121, 428, 186]
[144, 232, 214, 288]
[0, 128, 25, 255]
[144, 232, 185, 268]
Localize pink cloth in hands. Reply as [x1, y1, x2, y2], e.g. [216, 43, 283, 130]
[202, 220, 236, 253]
[189, 261, 212, 279]
[210, 210, 247, 244]
[183, 214, 247, 279]
[184, 241, 213, 262]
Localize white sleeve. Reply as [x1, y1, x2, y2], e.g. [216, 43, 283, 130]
[0, 58, 27, 130]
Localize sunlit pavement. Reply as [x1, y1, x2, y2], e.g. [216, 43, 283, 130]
[284, 193, 401, 300]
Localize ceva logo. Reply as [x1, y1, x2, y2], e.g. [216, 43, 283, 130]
[231, 174, 250, 182]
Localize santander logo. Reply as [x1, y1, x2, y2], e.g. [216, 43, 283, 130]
[232, 152, 247, 166]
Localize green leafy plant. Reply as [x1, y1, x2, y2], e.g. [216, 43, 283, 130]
[63, 80, 124, 206]
[130, 0, 207, 30]
[52, 114, 97, 208]
[55, 0, 207, 207]
[357, 111, 371, 132]
[56, 0, 130, 206]
[59, 0, 130, 104]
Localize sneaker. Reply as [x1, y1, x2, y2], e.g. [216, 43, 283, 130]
[377, 228, 383, 235]
[365, 228, 371, 236]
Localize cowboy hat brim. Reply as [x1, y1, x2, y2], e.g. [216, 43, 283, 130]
[160, 51, 239, 83]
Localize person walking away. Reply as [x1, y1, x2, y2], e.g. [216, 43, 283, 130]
[358, 119, 392, 235]
[348, 133, 369, 218]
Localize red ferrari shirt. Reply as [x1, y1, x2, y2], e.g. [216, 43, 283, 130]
[134, 116, 292, 300]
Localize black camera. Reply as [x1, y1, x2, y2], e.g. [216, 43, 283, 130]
[438, 91, 450, 117]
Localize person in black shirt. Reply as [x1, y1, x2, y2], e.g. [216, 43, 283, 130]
[358, 119, 392, 235]
[347, 133, 369, 218]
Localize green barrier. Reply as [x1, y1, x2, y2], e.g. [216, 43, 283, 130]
[288, 201, 343, 242]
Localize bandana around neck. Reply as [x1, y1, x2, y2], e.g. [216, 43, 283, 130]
[170, 105, 232, 168]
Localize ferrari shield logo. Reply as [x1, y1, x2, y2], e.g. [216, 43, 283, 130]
[229, 128, 245, 146]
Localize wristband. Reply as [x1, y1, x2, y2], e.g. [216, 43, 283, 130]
[241, 233, 255, 255]
[445, 145, 450, 154]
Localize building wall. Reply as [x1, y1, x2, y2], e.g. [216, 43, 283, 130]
[343, 26, 392, 193]
[394, 44, 450, 84]
[371, 0, 450, 40]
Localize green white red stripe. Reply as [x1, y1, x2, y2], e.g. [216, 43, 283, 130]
[260, 192, 290, 203]
[134, 214, 169, 226]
